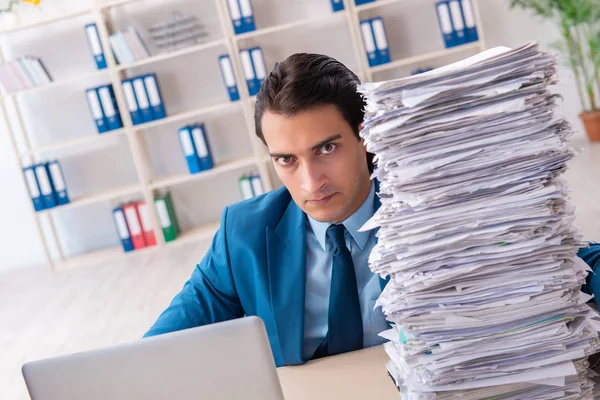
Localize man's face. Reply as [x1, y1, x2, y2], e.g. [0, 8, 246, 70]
[261, 104, 371, 224]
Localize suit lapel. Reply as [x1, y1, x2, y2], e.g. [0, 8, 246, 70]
[266, 200, 307, 366]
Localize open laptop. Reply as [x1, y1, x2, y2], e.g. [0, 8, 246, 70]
[22, 316, 284, 400]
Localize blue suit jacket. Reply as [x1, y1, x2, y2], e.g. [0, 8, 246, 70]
[145, 186, 386, 367]
[145, 185, 600, 367]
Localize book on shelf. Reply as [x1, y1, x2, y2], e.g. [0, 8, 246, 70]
[148, 13, 208, 51]
[239, 174, 264, 200]
[109, 26, 151, 65]
[113, 200, 159, 252]
[360, 18, 391, 67]
[85, 84, 123, 133]
[154, 192, 180, 242]
[0, 56, 51, 93]
[23, 160, 69, 212]
[124, 73, 167, 124]
[178, 123, 214, 174]
[436, 0, 480, 49]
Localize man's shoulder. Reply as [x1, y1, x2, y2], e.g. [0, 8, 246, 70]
[225, 185, 294, 231]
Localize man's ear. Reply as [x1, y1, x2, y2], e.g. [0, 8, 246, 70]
[358, 123, 367, 147]
[358, 123, 365, 143]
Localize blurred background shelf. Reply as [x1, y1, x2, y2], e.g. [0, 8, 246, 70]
[0, 7, 92, 35]
[0, 0, 487, 273]
[37, 183, 141, 215]
[149, 156, 257, 190]
[27, 129, 125, 156]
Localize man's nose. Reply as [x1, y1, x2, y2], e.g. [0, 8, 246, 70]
[300, 161, 327, 195]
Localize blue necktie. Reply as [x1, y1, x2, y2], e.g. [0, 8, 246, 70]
[313, 224, 363, 359]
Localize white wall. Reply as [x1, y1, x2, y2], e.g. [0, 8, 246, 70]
[0, 0, 585, 271]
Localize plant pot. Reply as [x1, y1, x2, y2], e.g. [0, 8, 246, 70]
[580, 111, 600, 142]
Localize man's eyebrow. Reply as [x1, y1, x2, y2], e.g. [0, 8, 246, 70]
[269, 151, 294, 159]
[309, 134, 342, 151]
[269, 134, 342, 158]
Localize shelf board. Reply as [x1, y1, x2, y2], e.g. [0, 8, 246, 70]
[235, 11, 346, 41]
[28, 129, 125, 156]
[369, 42, 483, 74]
[168, 222, 221, 247]
[116, 39, 227, 71]
[55, 244, 132, 271]
[0, 8, 92, 35]
[55, 221, 219, 270]
[4, 69, 107, 98]
[354, 0, 401, 12]
[149, 156, 258, 190]
[132, 101, 241, 131]
[37, 183, 141, 215]
[55, 241, 160, 271]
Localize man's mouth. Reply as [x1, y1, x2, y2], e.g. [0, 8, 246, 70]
[307, 193, 336, 206]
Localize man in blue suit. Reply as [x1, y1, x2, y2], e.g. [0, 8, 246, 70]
[145, 53, 600, 367]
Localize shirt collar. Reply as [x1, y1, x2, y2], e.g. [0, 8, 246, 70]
[307, 181, 375, 252]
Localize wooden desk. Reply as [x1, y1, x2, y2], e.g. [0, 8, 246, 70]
[277, 345, 399, 399]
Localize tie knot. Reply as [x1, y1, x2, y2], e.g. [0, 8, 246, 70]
[326, 224, 346, 250]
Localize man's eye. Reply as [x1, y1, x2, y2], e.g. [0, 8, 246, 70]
[320, 143, 337, 154]
[276, 156, 293, 166]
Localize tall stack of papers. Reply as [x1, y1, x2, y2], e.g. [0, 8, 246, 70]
[358, 43, 600, 399]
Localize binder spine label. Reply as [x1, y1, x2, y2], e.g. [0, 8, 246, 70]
[179, 130, 194, 156]
[227, 0, 242, 20]
[361, 21, 376, 53]
[251, 176, 264, 195]
[240, 50, 255, 80]
[86, 24, 103, 56]
[461, 0, 476, 28]
[372, 19, 388, 50]
[144, 75, 161, 106]
[24, 168, 40, 197]
[133, 78, 150, 108]
[239, 0, 252, 17]
[49, 163, 65, 191]
[86, 90, 103, 119]
[35, 165, 52, 195]
[240, 178, 253, 199]
[220, 56, 236, 87]
[156, 199, 171, 229]
[98, 86, 116, 117]
[191, 127, 209, 157]
[449, 0, 465, 30]
[437, 2, 453, 34]
[114, 210, 130, 239]
[138, 203, 152, 232]
[251, 49, 267, 80]
[122, 81, 138, 111]
[124, 208, 142, 234]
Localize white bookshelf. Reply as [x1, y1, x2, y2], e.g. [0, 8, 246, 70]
[36, 183, 142, 215]
[2, 69, 108, 98]
[27, 129, 125, 156]
[0, 0, 486, 271]
[149, 156, 257, 189]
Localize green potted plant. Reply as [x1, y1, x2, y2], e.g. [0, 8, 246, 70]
[509, 0, 600, 141]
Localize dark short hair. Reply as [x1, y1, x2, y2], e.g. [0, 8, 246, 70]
[254, 53, 374, 172]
